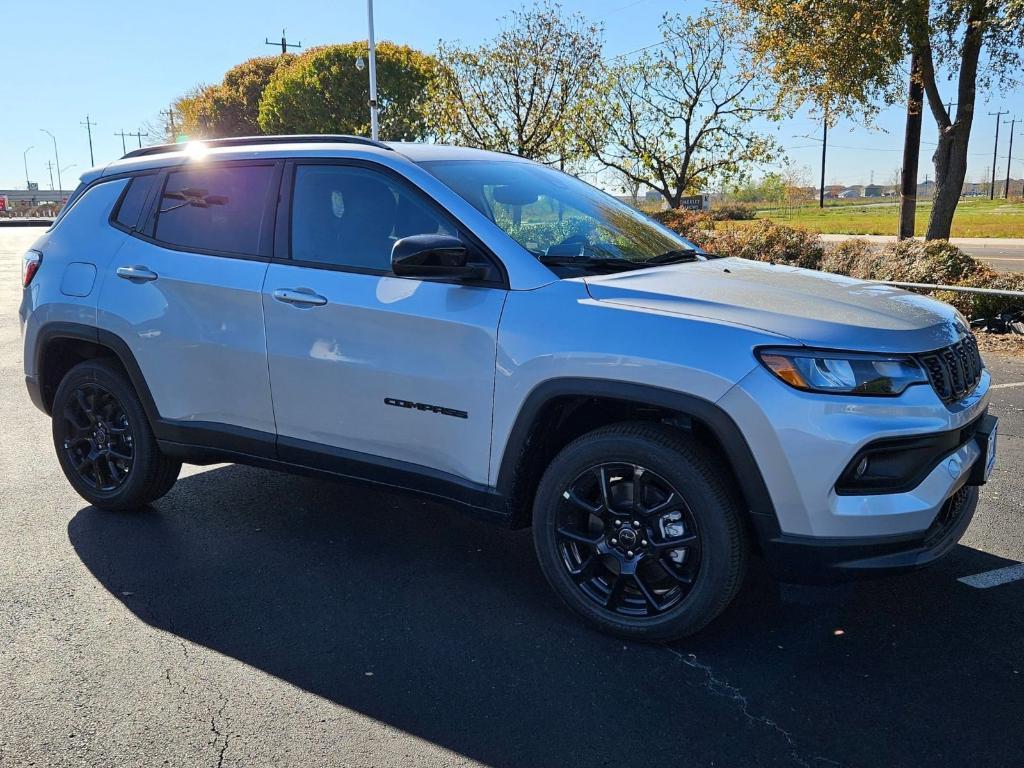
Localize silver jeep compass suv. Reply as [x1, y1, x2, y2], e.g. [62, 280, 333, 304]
[19, 135, 997, 641]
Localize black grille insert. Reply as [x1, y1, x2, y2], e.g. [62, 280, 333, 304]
[915, 334, 984, 404]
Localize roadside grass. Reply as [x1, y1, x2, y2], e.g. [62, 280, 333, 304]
[742, 198, 1024, 238]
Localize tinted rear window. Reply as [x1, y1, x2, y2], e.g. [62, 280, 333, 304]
[154, 164, 274, 255]
[114, 174, 157, 230]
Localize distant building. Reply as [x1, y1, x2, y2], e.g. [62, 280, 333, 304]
[864, 184, 884, 198]
[839, 186, 863, 199]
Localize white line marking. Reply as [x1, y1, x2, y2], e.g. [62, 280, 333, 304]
[990, 381, 1024, 390]
[958, 563, 1024, 588]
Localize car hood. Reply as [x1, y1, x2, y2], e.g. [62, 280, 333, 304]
[584, 257, 964, 353]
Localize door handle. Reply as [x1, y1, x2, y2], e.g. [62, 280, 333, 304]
[272, 288, 328, 307]
[116, 265, 159, 283]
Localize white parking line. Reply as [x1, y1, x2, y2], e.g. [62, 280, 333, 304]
[990, 381, 1024, 390]
[958, 563, 1024, 588]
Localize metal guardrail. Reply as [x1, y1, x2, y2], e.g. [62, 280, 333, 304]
[874, 280, 1024, 298]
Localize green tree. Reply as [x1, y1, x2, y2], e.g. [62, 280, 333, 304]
[257, 42, 437, 140]
[429, 0, 603, 165]
[176, 55, 295, 138]
[732, 0, 1024, 239]
[584, 9, 780, 209]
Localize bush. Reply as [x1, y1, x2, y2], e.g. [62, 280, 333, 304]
[651, 210, 716, 245]
[701, 220, 826, 270]
[819, 239, 877, 279]
[959, 271, 1024, 321]
[864, 239, 991, 284]
[708, 203, 757, 221]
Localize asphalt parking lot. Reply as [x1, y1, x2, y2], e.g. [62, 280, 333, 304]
[2, 227, 1023, 768]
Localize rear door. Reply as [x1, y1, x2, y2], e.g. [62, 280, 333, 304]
[97, 161, 280, 445]
[262, 160, 507, 486]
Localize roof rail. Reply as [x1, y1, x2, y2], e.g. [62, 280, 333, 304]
[120, 134, 393, 159]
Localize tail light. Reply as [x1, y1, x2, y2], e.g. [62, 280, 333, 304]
[22, 250, 42, 287]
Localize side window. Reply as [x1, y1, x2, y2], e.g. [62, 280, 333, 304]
[154, 164, 274, 255]
[113, 174, 157, 230]
[291, 165, 454, 271]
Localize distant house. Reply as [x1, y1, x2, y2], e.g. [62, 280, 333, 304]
[839, 186, 863, 199]
[864, 184, 884, 198]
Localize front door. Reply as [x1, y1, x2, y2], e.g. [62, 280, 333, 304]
[262, 162, 507, 486]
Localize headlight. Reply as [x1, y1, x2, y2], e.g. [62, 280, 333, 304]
[756, 347, 928, 396]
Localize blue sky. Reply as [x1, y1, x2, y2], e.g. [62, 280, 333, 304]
[3, 0, 1022, 191]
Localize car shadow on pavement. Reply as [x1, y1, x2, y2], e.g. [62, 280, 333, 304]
[68, 463, 1024, 768]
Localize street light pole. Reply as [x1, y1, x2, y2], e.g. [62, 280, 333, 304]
[41, 129, 62, 194]
[367, 0, 379, 141]
[22, 146, 33, 190]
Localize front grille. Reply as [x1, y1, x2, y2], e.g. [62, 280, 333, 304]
[916, 334, 984, 404]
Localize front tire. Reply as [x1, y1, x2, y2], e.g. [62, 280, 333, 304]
[532, 422, 747, 641]
[52, 359, 180, 511]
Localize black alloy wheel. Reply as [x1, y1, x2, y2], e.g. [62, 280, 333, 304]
[532, 422, 747, 641]
[555, 462, 702, 617]
[52, 359, 181, 510]
[61, 383, 135, 492]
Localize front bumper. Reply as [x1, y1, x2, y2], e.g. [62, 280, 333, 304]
[753, 484, 978, 584]
[719, 364, 991, 539]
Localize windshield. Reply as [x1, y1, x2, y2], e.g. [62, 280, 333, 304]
[419, 159, 705, 274]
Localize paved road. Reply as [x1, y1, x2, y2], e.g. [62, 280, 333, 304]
[2, 227, 1024, 767]
[818, 234, 1024, 273]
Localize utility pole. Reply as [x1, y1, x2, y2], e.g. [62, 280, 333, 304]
[115, 131, 130, 155]
[988, 110, 1007, 200]
[160, 106, 177, 142]
[898, 53, 924, 240]
[46, 161, 55, 191]
[265, 28, 301, 55]
[946, 101, 958, 120]
[40, 129, 62, 194]
[818, 116, 827, 208]
[80, 115, 97, 166]
[367, 0, 379, 141]
[128, 130, 149, 148]
[1004, 117, 1017, 199]
[23, 146, 33, 189]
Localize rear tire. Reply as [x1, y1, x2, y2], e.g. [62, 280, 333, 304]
[52, 359, 180, 511]
[532, 422, 747, 641]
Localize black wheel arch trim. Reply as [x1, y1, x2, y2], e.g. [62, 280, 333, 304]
[495, 377, 780, 533]
[34, 322, 162, 426]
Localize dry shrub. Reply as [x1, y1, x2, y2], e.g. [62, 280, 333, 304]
[708, 203, 757, 221]
[819, 239, 877, 279]
[701, 220, 825, 270]
[651, 210, 716, 247]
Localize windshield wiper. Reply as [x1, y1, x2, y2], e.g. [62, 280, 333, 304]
[538, 255, 647, 271]
[646, 248, 702, 264]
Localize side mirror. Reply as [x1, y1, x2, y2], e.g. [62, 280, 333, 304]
[391, 234, 485, 280]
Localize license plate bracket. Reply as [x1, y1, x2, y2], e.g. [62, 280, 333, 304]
[968, 414, 998, 486]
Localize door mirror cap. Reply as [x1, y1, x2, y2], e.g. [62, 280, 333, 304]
[391, 234, 485, 280]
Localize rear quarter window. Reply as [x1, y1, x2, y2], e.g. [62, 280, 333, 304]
[112, 174, 158, 231]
